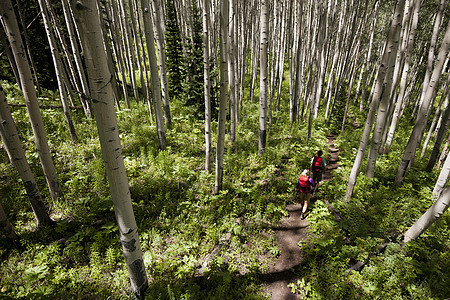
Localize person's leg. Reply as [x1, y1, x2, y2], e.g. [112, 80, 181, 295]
[301, 193, 311, 219]
[299, 193, 305, 219]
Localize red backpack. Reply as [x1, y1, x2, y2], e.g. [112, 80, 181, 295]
[298, 176, 310, 193]
[312, 156, 323, 172]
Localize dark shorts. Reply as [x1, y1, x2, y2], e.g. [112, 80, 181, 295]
[312, 170, 322, 182]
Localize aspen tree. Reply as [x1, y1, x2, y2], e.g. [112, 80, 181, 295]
[427, 98, 450, 171]
[151, 0, 172, 129]
[48, 0, 92, 118]
[421, 84, 448, 159]
[228, 0, 237, 142]
[249, 7, 260, 104]
[38, 0, 78, 142]
[403, 187, 449, 243]
[238, 0, 250, 110]
[142, 0, 167, 150]
[126, 0, 142, 92]
[345, 1, 405, 201]
[275, 0, 289, 112]
[132, 0, 151, 116]
[215, 0, 229, 194]
[15, 0, 41, 94]
[0, 0, 64, 202]
[365, 0, 405, 178]
[258, 0, 268, 155]
[233, 0, 240, 123]
[119, 0, 139, 101]
[103, 2, 125, 109]
[202, 0, 212, 172]
[416, 0, 446, 118]
[107, 0, 130, 107]
[395, 20, 450, 186]
[432, 152, 450, 199]
[61, 0, 92, 118]
[71, 0, 148, 294]
[0, 84, 53, 227]
[313, 4, 327, 119]
[383, 0, 421, 154]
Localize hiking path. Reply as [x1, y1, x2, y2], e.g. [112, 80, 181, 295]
[262, 135, 339, 299]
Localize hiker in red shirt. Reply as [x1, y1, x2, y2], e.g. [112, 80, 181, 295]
[295, 169, 315, 220]
[310, 150, 326, 190]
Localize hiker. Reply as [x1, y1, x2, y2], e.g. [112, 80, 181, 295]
[310, 150, 326, 189]
[295, 169, 314, 220]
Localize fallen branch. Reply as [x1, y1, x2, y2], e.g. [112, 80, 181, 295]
[194, 232, 232, 277]
[323, 199, 343, 222]
[346, 242, 388, 272]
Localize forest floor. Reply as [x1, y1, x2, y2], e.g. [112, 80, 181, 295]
[262, 135, 340, 299]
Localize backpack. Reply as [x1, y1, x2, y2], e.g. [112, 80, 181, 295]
[312, 156, 323, 172]
[298, 175, 310, 193]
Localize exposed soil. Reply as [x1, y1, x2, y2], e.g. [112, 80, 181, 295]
[262, 135, 339, 299]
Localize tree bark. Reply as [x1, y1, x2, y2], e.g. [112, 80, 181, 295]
[71, 0, 148, 294]
[395, 20, 450, 186]
[383, 0, 420, 154]
[432, 152, 450, 199]
[61, 0, 93, 117]
[427, 96, 450, 171]
[421, 83, 448, 159]
[202, 0, 211, 172]
[345, 1, 403, 201]
[142, 0, 167, 150]
[38, 0, 78, 142]
[404, 187, 450, 243]
[365, 0, 405, 178]
[151, 0, 172, 128]
[214, 0, 229, 194]
[0, 84, 53, 226]
[258, 0, 268, 155]
[0, 0, 64, 202]
[416, 0, 445, 117]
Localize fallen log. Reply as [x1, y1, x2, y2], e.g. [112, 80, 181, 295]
[323, 198, 343, 222]
[194, 232, 232, 277]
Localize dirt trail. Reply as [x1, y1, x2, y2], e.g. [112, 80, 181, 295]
[263, 135, 339, 299]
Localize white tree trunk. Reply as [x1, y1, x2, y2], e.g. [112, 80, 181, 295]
[0, 84, 53, 226]
[228, 0, 237, 142]
[203, 0, 212, 172]
[38, 0, 78, 142]
[0, 0, 64, 202]
[151, 0, 172, 128]
[395, 20, 450, 186]
[365, 0, 405, 178]
[432, 151, 450, 198]
[416, 0, 445, 115]
[427, 97, 450, 170]
[142, 0, 167, 150]
[383, 2, 418, 154]
[258, 0, 268, 155]
[345, 2, 404, 201]
[71, 0, 148, 294]
[421, 84, 448, 159]
[404, 188, 450, 243]
[214, 0, 229, 194]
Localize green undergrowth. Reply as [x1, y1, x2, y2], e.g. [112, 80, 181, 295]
[0, 81, 327, 299]
[289, 116, 449, 299]
[0, 80, 448, 299]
